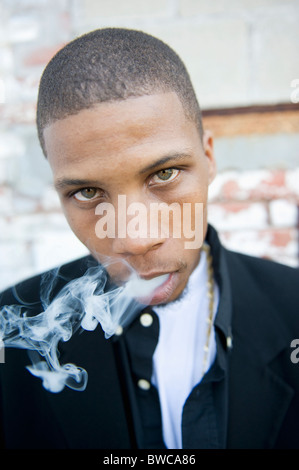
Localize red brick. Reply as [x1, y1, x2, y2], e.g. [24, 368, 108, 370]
[219, 228, 298, 267]
[270, 230, 293, 247]
[209, 169, 298, 202]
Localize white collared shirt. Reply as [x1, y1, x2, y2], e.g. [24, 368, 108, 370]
[152, 247, 219, 449]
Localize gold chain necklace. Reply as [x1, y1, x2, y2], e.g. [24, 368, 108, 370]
[201, 243, 214, 377]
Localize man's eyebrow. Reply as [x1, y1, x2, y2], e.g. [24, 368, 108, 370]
[54, 178, 102, 191]
[54, 153, 193, 190]
[139, 152, 193, 175]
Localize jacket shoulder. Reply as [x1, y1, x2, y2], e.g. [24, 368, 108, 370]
[225, 248, 299, 331]
[226, 248, 298, 276]
[225, 249, 299, 291]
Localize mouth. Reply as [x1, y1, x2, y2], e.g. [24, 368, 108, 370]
[125, 271, 180, 306]
[138, 271, 170, 281]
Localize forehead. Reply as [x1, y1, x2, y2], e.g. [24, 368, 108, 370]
[44, 92, 201, 178]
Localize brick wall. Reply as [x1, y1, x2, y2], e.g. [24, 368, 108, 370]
[208, 168, 299, 267]
[0, 0, 298, 291]
[204, 107, 299, 267]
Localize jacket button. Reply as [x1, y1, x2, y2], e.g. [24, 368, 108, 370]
[114, 325, 123, 336]
[140, 313, 153, 327]
[137, 379, 151, 391]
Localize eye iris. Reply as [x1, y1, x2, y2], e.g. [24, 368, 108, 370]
[157, 169, 174, 181]
[81, 188, 96, 199]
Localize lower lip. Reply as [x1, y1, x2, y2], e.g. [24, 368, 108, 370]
[136, 272, 179, 305]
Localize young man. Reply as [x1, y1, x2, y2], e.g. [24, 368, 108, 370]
[0, 28, 299, 449]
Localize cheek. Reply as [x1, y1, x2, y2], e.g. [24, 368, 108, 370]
[175, 168, 210, 204]
[180, 175, 210, 227]
[62, 206, 100, 247]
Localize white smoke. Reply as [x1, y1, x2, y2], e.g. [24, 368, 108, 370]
[0, 262, 168, 394]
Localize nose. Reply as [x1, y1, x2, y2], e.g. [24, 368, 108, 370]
[112, 232, 165, 256]
[112, 195, 166, 256]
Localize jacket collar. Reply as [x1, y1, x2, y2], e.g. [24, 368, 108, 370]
[206, 224, 234, 353]
[206, 224, 292, 366]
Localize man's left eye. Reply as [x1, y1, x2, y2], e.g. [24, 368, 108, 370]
[151, 168, 179, 184]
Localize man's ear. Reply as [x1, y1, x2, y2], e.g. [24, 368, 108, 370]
[203, 129, 217, 184]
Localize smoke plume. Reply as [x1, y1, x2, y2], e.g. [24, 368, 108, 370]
[0, 260, 167, 393]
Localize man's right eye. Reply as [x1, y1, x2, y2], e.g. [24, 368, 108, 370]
[73, 188, 100, 201]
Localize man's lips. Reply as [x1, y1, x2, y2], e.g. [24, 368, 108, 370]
[138, 272, 171, 280]
[123, 272, 169, 299]
[132, 271, 180, 305]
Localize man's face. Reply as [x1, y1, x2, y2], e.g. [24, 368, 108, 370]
[44, 92, 216, 305]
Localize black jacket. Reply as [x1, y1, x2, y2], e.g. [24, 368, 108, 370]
[0, 226, 299, 449]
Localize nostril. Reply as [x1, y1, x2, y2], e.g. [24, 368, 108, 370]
[112, 236, 165, 256]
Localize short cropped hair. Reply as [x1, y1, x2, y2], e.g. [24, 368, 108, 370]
[36, 28, 203, 156]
